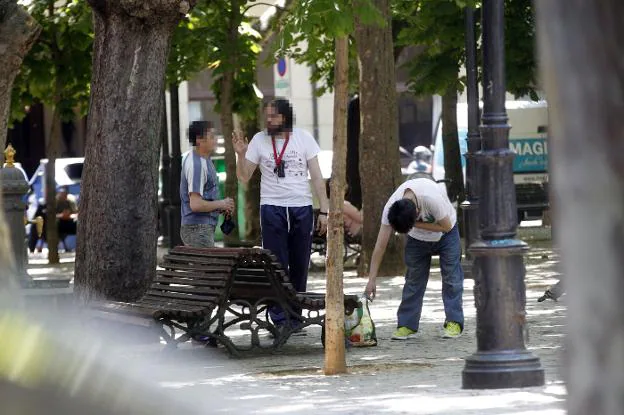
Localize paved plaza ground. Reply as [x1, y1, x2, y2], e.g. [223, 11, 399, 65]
[21, 225, 566, 414]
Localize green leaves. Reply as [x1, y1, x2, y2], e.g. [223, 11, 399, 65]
[270, 0, 384, 94]
[396, 0, 538, 99]
[10, 0, 93, 124]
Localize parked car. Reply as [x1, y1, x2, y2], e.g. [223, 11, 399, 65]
[26, 158, 84, 252]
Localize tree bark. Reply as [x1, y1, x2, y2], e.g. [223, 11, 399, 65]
[243, 112, 261, 243]
[324, 35, 348, 376]
[0, 1, 40, 292]
[0, 0, 41, 160]
[219, 0, 241, 245]
[75, 0, 190, 302]
[355, 0, 404, 277]
[535, 2, 624, 414]
[441, 88, 465, 232]
[44, 109, 61, 264]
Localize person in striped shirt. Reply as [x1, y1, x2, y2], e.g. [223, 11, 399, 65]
[180, 121, 234, 247]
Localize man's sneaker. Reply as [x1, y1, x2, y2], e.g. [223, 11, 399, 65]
[391, 326, 418, 340]
[442, 322, 462, 338]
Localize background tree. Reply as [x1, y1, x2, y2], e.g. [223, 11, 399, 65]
[0, 0, 40, 290]
[209, 0, 261, 245]
[164, 0, 261, 246]
[273, 0, 382, 371]
[395, 0, 539, 205]
[0, 0, 40, 156]
[74, 0, 196, 302]
[535, 1, 624, 413]
[354, 0, 404, 277]
[10, 0, 92, 264]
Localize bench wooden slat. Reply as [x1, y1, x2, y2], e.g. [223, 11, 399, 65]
[159, 262, 234, 273]
[156, 269, 231, 281]
[149, 283, 227, 297]
[91, 301, 158, 317]
[144, 290, 220, 304]
[137, 298, 208, 315]
[162, 254, 237, 266]
[153, 276, 227, 288]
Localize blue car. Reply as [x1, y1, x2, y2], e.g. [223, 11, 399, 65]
[26, 158, 83, 252]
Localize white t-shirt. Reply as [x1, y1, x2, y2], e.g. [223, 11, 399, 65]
[246, 128, 320, 207]
[381, 178, 456, 242]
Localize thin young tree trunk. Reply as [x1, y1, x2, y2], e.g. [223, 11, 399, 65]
[355, 0, 404, 277]
[324, 35, 349, 376]
[75, 0, 190, 302]
[441, 88, 464, 205]
[535, 2, 624, 414]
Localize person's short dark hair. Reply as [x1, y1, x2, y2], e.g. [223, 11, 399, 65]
[267, 98, 294, 130]
[188, 121, 213, 146]
[388, 199, 417, 234]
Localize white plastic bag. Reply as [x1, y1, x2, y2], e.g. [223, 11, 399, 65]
[344, 295, 377, 347]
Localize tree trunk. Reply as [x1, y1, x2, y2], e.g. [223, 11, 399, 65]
[535, 2, 624, 414]
[0, 0, 41, 160]
[243, 112, 261, 243]
[324, 35, 348, 376]
[0, 0, 39, 292]
[355, 0, 404, 277]
[219, 0, 241, 246]
[45, 73, 64, 264]
[75, 0, 186, 302]
[441, 88, 465, 228]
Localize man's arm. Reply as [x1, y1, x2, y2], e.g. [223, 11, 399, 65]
[365, 224, 393, 299]
[232, 131, 258, 184]
[189, 193, 234, 213]
[235, 156, 257, 184]
[307, 156, 329, 213]
[413, 216, 453, 233]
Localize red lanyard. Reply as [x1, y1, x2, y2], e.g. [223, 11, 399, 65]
[271, 136, 289, 166]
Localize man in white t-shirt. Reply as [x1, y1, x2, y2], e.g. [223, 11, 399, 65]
[232, 98, 329, 332]
[364, 178, 464, 340]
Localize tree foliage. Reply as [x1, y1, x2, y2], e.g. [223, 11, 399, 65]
[10, 0, 92, 124]
[271, 0, 383, 95]
[395, 0, 538, 99]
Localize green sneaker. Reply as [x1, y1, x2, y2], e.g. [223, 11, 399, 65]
[442, 322, 462, 338]
[391, 326, 418, 340]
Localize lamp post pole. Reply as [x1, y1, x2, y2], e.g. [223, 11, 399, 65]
[159, 91, 171, 247]
[460, 6, 481, 279]
[462, 0, 545, 389]
[166, 84, 182, 248]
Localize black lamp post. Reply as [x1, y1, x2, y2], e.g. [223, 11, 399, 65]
[460, 6, 481, 279]
[159, 91, 171, 247]
[166, 84, 182, 248]
[462, 0, 544, 389]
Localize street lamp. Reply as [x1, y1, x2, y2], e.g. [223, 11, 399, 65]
[462, 0, 545, 389]
[166, 85, 183, 248]
[460, 6, 481, 279]
[159, 92, 171, 247]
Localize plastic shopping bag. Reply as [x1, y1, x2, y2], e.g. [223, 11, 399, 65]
[344, 295, 377, 347]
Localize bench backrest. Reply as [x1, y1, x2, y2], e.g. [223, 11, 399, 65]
[167, 246, 327, 310]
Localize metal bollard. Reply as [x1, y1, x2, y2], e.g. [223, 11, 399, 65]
[2, 144, 32, 287]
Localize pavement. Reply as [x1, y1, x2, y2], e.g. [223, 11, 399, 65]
[16, 224, 566, 414]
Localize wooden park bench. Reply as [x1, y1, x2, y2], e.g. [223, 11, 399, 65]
[90, 246, 359, 357]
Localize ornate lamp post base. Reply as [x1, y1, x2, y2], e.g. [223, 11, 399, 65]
[463, 350, 545, 389]
[463, 238, 545, 389]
